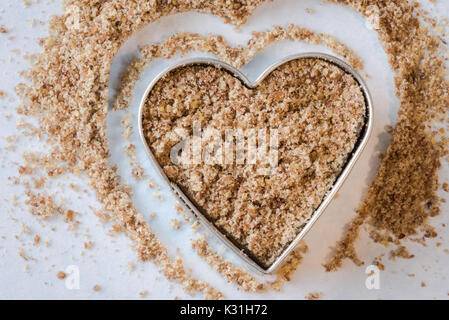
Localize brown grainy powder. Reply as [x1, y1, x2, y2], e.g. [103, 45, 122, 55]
[191, 238, 266, 292]
[305, 292, 323, 300]
[15, 0, 449, 298]
[324, 0, 449, 271]
[139, 290, 148, 298]
[131, 165, 145, 179]
[191, 238, 308, 292]
[390, 246, 415, 261]
[114, 59, 152, 111]
[19, 248, 31, 261]
[24, 191, 60, 219]
[373, 255, 385, 271]
[142, 60, 365, 266]
[121, 113, 133, 141]
[170, 219, 182, 230]
[443, 183, 449, 192]
[114, 25, 363, 111]
[272, 242, 308, 288]
[375, 260, 385, 271]
[0, 24, 8, 34]
[84, 241, 94, 249]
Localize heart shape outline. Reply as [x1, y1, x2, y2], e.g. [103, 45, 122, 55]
[138, 52, 373, 273]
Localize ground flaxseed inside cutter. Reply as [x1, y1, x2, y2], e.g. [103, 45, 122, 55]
[142, 58, 366, 266]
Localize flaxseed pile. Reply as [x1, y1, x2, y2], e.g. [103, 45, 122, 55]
[142, 59, 366, 266]
[324, 0, 449, 270]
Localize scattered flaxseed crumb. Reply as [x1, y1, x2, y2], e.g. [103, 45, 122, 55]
[57, 271, 66, 280]
[19, 249, 30, 261]
[153, 192, 163, 201]
[390, 246, 415, 261]
[191, 237, 265, 292]
[170, 219, 182, 230]
[111, 224, 121, 233]
[125, 144, 137, 160]
[131, 165, 145, 179]
[374, 255, 385, 271]
[65, 210, 76, 223]
[21, 223, 32, 235]
[175, 203, 184, 213]
[24, 192, 60, 219]
[139, 290, 148, 298]
[84, 241, 94, 249]
[93, 285, 101, 292]
[121, 113, 133, 141]
[305, 292, 323, 300]
[174, 203, 191, 222]
[443, 183, 449, 192]
[275, 242, 308, 283]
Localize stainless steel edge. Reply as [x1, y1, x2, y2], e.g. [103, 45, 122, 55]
[138, 53, 373, 274]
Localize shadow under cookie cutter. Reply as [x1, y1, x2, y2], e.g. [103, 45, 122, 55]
[138, 52, 373, 274]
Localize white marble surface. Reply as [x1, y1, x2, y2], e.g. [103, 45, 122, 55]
[0, 0, 448, 300]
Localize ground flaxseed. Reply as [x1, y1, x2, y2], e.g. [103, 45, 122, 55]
[142, 59, 366, 266]
[191, 237, 308, 292]
[305, 292, 323, 300]
[191, 237, 266, 292]
[324, 0, 449, 271]
[271, 241, 308, 289]
[0, 24, 8, 34]
[114, 25, 363, 111]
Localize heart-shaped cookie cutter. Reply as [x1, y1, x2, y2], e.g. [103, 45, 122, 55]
[138, 52, 373, 274]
